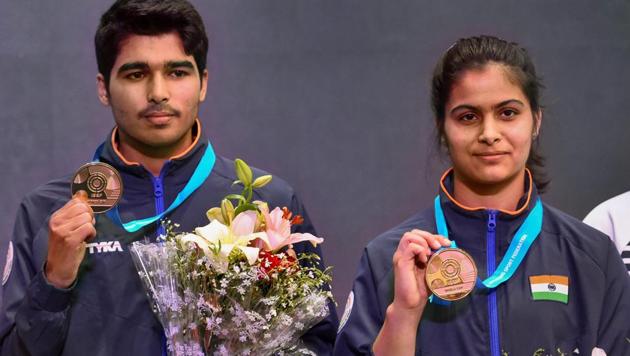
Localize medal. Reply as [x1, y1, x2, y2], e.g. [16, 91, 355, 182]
[426, 248, 477, 301]
[428, 194, 544, 305]
[71, 162, 122, 213]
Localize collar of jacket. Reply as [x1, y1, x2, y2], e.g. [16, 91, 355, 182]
[97, 119, 208, 180]
[438, 168, 539, 221]
[436, 168, 541, 257]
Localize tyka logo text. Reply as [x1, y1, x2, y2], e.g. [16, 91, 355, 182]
[86, 241, 123, 254]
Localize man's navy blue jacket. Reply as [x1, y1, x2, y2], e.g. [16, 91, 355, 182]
[0, 124, 338, 355]
[335, 171, 630, 356]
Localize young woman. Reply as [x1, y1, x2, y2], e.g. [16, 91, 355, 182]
[334, 36, 630, 356]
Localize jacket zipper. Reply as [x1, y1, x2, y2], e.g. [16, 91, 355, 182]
[152, 164, 168, 238]
[151, 165, 169, 356]
[487, 210, 500, 356]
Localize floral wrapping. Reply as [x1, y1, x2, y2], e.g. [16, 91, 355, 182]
[129, 159, 333, 355]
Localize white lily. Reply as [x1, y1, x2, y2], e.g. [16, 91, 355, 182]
[179, 210, 268, 270]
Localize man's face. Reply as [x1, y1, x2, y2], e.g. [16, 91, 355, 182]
[97, 32, 208, 156]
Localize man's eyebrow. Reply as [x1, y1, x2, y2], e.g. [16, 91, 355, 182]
[165, 60, 195, 70]
[117, 62, 149, 74]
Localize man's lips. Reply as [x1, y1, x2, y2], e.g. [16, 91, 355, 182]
[145, 111, 175, 118]
[143, 111, 176, 125]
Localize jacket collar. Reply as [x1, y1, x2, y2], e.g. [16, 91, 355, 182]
[438, 168, 539, 222]
[97, 119, 208, 178]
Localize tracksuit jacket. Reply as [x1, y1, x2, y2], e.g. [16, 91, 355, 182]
[0, 125, 339, 355]
[334, 171, 630, 356]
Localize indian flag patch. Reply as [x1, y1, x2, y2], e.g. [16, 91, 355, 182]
[529, 275, 569, 304]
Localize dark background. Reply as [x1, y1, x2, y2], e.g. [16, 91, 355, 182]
[1, 0, 629, 316]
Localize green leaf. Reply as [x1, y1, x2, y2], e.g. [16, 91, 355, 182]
[234, 159, 253, 186]
[251, 175, 272, 188]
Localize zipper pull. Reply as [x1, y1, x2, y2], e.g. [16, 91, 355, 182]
[487, 210, 497, 232]
[152, 177, 163, 198]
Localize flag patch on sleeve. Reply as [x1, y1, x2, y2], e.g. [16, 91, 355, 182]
[529, 275, 569, 304]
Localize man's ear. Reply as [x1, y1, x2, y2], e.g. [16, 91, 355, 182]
[199, 69, 208, 102]
[97, 74, 110, 106]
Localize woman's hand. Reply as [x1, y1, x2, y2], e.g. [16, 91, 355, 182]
[392, 229, 451, 310]
[373, 229, 451, 356]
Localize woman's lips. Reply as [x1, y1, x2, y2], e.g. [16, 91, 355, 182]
[474, 151, 509, 162]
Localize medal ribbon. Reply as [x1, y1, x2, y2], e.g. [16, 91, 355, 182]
[433, 195, 543, 289]
[93, 140, 216, 233]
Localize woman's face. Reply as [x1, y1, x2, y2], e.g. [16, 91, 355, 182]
[443, 63, 541, 190]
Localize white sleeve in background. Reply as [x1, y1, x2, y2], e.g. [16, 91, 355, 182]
[583, 191, 630, 265]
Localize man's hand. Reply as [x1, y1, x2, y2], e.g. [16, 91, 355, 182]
[45, 191, 96, 289]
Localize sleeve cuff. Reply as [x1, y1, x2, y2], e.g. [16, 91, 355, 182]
[28, 266, 74, 312]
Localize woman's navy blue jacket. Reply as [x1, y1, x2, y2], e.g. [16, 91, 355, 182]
[0, 126, 338, 355]
[335, 170, 630, 356]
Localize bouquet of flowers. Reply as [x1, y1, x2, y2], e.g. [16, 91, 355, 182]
[129, 159, 333, 356]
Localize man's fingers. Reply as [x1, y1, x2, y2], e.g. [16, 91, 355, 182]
[74, 190, 88, 202]
[64, 212, 95, 232]
[53, 199, 94, 223]
[69, 223, 97, 243]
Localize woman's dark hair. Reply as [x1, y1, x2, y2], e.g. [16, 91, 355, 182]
[95, 0, 208, 89]
[431, 35, 549, 192]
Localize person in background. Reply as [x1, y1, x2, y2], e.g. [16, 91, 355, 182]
[584, 190, 630, 274]
[334, 35, 630, 356]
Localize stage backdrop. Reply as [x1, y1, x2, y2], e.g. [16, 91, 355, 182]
[1, 0, 629, 315]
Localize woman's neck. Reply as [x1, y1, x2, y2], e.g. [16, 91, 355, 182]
[451, 170, 526, 211]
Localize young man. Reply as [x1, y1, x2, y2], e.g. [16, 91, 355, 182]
[0, 1, 338, 354]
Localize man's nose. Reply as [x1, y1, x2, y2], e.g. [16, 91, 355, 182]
[147, 75, 169, 104]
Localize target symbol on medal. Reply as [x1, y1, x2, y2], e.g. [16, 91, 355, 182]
[441, 259, 461, 279]
[87, 171, 108, 195]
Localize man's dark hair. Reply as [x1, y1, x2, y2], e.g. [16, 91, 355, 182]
[431, 35, 549, 192]
[95, 0, 208, 88]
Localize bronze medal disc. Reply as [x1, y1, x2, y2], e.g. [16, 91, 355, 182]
[71, 162, 123, 213]
[425, 248, 477, 301]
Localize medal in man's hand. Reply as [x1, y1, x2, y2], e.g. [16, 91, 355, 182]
[71, 162, 122, 213]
